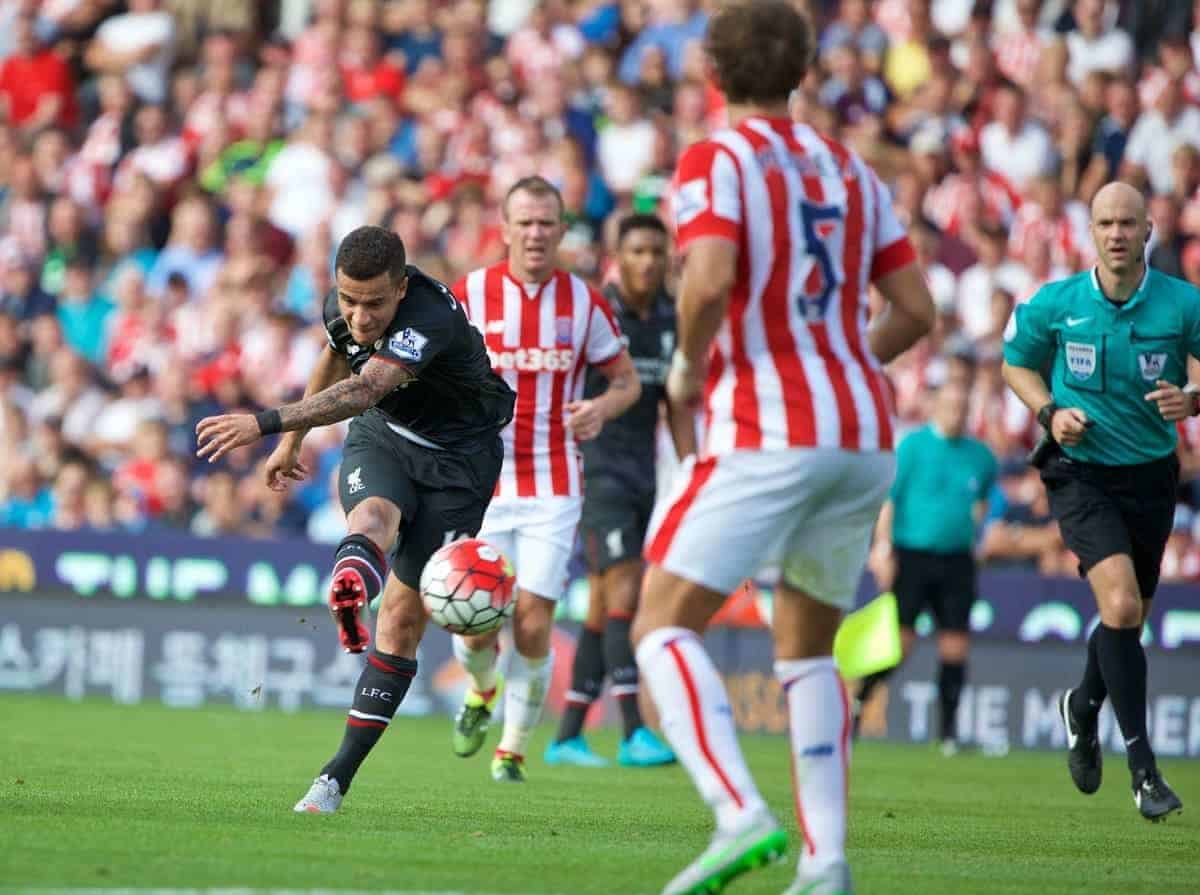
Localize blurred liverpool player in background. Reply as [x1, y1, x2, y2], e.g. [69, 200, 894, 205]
[545, 213, 694, 769]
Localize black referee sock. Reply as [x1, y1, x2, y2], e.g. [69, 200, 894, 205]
[1094, 624, 1155, 773]
[937, 662, 965, 743]
[321, 649, 417, 791]
[1069, 627, 1107, 723]
[332, 534, 387, 603]
[556, 626, 605, 743]
[605, 614, 643, 740]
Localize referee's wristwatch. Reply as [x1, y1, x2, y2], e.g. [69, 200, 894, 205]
[1037, 401, 1059, 431]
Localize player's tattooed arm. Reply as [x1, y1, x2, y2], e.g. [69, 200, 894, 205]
[277, 356, 415, 430]
[196, 356, 414, 463]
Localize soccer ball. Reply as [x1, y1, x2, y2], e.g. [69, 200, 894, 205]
[420, 538, 516, 635]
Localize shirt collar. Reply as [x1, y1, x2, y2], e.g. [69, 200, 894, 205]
[1089, 264, 1151, 309]
[603, 282, 672, 319]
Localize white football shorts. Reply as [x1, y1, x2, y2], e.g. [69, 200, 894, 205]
[644, 448, 895, 609]
[477, 495, 582, 601]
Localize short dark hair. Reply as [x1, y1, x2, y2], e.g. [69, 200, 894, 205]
[503, 175, 564, 220]
[335, 225, 407, 283]
[617, 213, 668, 245]
[705, 1, 813, 105]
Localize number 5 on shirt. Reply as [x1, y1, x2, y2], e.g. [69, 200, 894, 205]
[796, 200, 844, 322]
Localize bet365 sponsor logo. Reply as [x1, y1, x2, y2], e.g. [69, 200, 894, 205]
[488, 347, 575, 373]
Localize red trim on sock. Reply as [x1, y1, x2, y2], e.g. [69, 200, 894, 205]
[837, 674, 852, 808]
[607, 609, 634, 621]
[583, 623, 604, 635]
[347, 716, 387, 729]
[791, 670, 850, 859]
[367, 653, 390, 672]
[664, 637, 744, 810]
[333, 555, 380, 580]
[367, 653, 415, 676]
[476, 686, 496, 703]
[494, 749, 524, 761]
[791, 749, 816, 856]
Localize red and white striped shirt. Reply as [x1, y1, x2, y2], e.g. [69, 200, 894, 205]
[1008, 200, 1095, 271]
[923, 171, 1023, 236]
[994, 27, 1052, 89]
[455, 261, 625, 498]
[670, 116, 917, 455]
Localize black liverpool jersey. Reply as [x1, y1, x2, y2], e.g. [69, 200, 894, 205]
[323, 266, 515, 448]
[579, 284, 676, 490]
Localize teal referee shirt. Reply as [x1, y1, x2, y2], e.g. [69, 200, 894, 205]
[1003, 267, 1200, 466]
[890, 424, 997, 554]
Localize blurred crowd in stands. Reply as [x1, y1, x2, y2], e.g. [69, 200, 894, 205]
[2, 0, 1200, 582]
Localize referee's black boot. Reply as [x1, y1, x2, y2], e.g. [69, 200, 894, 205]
[1059, 688, 1102, 794]
[1133, 767, 1182, 822]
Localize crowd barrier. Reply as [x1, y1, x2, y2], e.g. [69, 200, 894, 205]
[2, 529, 1197, 755]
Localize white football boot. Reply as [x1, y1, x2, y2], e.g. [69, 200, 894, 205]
[783, 860, 854, 895]
[293, 774, 343, 814]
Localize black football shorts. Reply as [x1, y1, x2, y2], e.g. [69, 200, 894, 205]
[338, 409, 503, 589]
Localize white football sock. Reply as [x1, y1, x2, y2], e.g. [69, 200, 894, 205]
[775, 656, 850, 878]
[636, 626, 767, 833]
[453, 636, 498, 696]
[497, 649, 553, 758]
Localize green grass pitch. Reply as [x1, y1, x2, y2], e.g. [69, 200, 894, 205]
[1, 695, 1196, 894]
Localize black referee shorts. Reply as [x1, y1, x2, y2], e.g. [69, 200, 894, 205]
[338, 409, 503, 590]
[1040, 447, 1179, 600]
[893, 547, 977, 632]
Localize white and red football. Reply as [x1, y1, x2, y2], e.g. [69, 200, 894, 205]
[419, 538, 516, 635]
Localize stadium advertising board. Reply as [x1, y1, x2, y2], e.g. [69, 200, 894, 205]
[3, 596, 1200, 757]
[3, 528, 1200, 649]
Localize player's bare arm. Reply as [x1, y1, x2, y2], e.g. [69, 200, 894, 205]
[195, 355, 414, 463]
[866, 263, 936, 364]
[668, 236, 738, 407]
[665, 396, 698, 460]
[1145, 378, 1200, 421]
[565, 350, 641, 441]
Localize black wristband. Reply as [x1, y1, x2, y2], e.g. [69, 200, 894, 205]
[1037, 401, 1058, 431]
[255, 409, 283, 436]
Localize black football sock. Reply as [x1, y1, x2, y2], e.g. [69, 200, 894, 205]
[1069, 627, 1107, 724]
[321, 649, 417, 791]
[937, 661, 966, 742]
[605, 614, 642, 740]
[332, 533, 387, 603]
[1094, 623, 1155, 773]
[556, 625, 605, 743]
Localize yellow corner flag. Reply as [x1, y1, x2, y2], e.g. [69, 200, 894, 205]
[834, 592, 902, 679]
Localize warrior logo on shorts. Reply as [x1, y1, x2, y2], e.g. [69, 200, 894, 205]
[347, 466, 365, 494]
[1065, 341, 1096, 380]
[1138, 352, 1167, 381]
